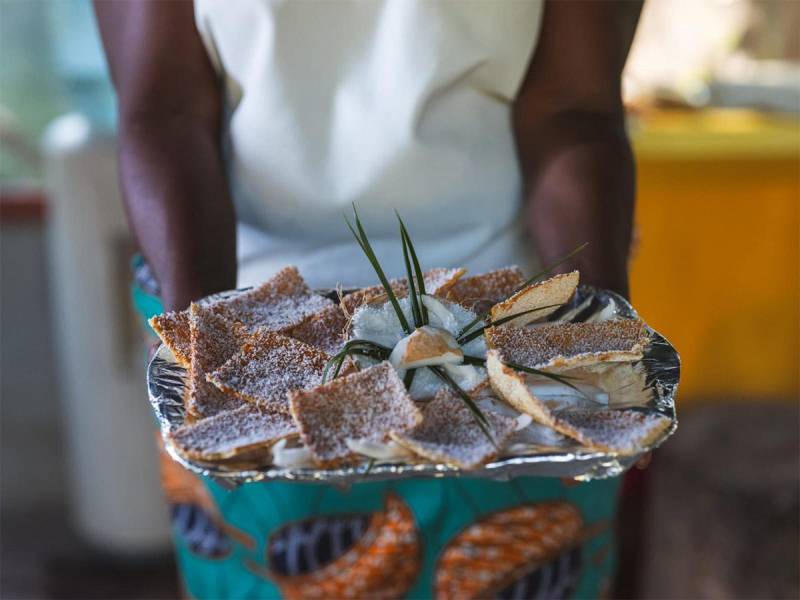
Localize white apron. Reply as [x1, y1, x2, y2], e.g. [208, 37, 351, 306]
[193, 0, 545, 288]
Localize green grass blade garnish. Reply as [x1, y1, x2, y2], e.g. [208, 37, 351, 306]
[396, 213, 428, 325]
[322, 351, 346, 383]
[502, 360, 588, 397]
[462, 355, 487, 366]
[488, 304, 563, 328]
[457, 303, 563, 345]
[346, 205, 411, 333]
[455, 243, 587, 339]
[399, 224, 422, 328]
[460, 354, 587, 399]
[455, 314, 485, 341]
[512, 242, 588, 294]
[403, 368, 416, 390]
[363, 458, 376, 475]
[429, 366, 496, 448]
[322, 339, 391, 382]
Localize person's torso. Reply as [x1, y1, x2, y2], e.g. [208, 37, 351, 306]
[194, 0, 544, 287]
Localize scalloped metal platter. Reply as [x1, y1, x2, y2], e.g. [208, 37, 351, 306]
[147, 285, 679, 486]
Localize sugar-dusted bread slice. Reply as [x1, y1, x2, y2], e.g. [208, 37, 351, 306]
[444, 266, 525, 311]
[553, 408, 671, 454]
[489, 271, 579, 327]
[213, 266, 333, 334]
[170, 404, 297, 461]
[187, 303, 249, 418]
[207, 330, 330, 414]
[486, 319, 650, 371]
[149, 310, 192, 367]
[341, 268, 465, 314]
[283, 304, 348, 355]
[486, 350, 559, 430]
[424, 267, 467, 298]
[288, 362, 422, 467]
[148, 267, 328, 361]
[391, 389, 517, 468]
[486, 349, 667, 454]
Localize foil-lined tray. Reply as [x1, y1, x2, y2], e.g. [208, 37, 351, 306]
[147, 285, 679, 486]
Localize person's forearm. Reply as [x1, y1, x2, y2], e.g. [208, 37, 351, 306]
[92, 0, 233, 311]
[516, 110, 634, 298]
[119, 115, 237, 311]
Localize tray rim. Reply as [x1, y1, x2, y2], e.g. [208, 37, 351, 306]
[147, 285, 679, 485]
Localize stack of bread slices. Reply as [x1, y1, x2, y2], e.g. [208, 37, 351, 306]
[151, 264, 670, 471]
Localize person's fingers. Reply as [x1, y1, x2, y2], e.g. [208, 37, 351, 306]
[560, 477, 581, 487]
[635, 452, 652, 470]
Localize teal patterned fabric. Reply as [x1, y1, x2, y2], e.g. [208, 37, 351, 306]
[134, 280, 620, 599]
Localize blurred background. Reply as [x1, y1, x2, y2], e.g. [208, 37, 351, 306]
[0, 0, 797, 598]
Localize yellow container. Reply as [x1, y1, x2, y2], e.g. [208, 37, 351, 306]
[630, 109, 799, 402]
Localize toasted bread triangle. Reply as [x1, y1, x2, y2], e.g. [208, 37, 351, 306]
[553, 408, 671, 454]
[489, 271, 578, 327]
[391, 389, 517, 468]
[289, 362, 422, 467]
[487, 350, 559, 429]
[207, 330, 330, 414]
[486, 319, 650, 371]
[445, 266, 525, 312]
[170, 404, 297, 461]
[486, 350, 667, 454]
[187, 304, 249, 418]
[149, 311, 192, 367]
[213, 266, 333, 334]
[284, 304, 348, 355]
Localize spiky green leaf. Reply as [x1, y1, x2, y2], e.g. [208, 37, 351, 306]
[428, 366, 496, 448]
[457, 303, 564, 345]
[396, 213, 428, 325]
[346, 205, 411, 333]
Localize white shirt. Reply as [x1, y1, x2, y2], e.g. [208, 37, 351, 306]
[194, 0, 545, 288]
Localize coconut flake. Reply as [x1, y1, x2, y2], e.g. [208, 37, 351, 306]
[271, 438, 315, 468]
[389, 326, 463, 370]
[352, 296, 487, 399]
[345, 438, 415, 461]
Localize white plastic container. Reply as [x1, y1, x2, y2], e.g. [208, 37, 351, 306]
[42, 114, 170, 554]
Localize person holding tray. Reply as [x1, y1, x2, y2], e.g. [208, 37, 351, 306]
[95, 0, 643, 597]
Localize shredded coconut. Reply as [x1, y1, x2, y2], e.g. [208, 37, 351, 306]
[351, 295, 487, 399]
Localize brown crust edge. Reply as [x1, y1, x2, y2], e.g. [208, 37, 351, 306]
[389, 432, 501, 470]
[170, 429, 298, 462]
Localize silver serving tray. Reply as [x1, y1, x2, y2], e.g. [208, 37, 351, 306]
[147, 285, 679, 486]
